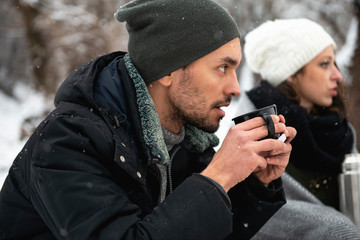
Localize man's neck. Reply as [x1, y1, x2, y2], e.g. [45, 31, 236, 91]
[161, 125, 185, 151]
[147, 79, 184, 134]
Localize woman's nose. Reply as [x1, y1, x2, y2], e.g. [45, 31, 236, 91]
[332, 65, 342, 82]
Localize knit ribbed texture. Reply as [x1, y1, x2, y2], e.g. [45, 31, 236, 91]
[114, 0, 240, 83]
[161, 126, 185, 152]
[244, 18, 335, 86]
[251, 173, 360, 239]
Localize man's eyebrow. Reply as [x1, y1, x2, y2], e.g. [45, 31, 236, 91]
[221, 57, 239, 66]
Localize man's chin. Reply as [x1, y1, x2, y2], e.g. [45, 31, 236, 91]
[197, 122, 220, 133]
[185, 116, 220, 133]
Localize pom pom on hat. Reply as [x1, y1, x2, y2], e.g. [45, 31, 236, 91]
[244, 18, 336, 86]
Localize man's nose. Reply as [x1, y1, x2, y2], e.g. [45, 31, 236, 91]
[225, 72, 241, 97]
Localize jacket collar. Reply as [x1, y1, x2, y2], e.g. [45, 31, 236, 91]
[123, 54, 219, 165]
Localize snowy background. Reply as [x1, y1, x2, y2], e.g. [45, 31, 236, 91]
[0, 0, 359, 187]
[0, 84, 52, 186]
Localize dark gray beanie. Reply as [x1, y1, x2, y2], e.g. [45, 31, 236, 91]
[114, 0, 240, 83]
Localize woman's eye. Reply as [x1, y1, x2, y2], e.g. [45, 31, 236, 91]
[219, 66, 226, 73]
[320, 61, 330, 68]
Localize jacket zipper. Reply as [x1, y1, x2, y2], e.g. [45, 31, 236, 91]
[167, 145, 181, 194]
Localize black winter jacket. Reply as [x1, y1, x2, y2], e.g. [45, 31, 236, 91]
[0, 52, 286, 239]
[246, 80, 355, 209]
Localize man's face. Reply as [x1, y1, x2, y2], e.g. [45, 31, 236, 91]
[167, 38, 242, 133]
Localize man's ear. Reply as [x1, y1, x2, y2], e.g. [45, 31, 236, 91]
[158, 73, 172, 87]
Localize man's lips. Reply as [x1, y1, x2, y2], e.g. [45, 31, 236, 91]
[215, 102, 230, 108]
[214, 102, 230, 117]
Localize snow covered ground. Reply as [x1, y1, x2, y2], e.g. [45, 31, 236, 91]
[0, 84, 52, 187]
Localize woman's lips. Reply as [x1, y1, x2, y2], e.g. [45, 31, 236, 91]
[330, 88, 338, 96]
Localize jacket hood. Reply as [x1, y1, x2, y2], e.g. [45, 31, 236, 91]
[55, 52, 123, 109]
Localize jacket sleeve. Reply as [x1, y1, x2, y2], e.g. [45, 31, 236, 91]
[28, 113, 235, 240]
[226, 174, 286, 239]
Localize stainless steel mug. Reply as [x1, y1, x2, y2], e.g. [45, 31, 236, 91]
[339, 153, 360, 230]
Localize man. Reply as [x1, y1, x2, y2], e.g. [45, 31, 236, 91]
[0, 0, 296, 239]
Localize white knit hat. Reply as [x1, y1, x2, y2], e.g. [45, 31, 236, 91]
[244, 18, 336, 86]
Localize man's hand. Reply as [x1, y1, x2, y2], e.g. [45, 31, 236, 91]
[201, 115, 296, 192]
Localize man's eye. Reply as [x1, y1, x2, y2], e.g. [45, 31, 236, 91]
[219, 66, 226, 73]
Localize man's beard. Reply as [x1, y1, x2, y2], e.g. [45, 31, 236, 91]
[168, 101, 221, 133]
[166, 69, 229, 133]
[179, 105, 221, 133]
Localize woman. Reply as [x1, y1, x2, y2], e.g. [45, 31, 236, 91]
[241, 18, 358, 209]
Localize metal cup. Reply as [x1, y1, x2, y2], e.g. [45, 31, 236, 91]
[339, 153, 360, 230]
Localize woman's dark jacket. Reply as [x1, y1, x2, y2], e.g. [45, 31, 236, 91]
[246, 80, 355, 209]
[0, 52, 286, 239]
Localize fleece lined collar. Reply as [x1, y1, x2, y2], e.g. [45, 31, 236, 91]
[123, 54, 219, 166]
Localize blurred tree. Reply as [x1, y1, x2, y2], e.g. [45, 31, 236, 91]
[3, 0, 130, 96]
[0, 0, 30, 96]
[13, 0, 51, 93]
[348, 0, 360, 150]
[2, 0, 354, 95]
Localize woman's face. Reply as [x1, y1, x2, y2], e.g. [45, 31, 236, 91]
[288, 45, 342, 112]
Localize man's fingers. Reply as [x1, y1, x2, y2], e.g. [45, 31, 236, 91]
[278, 114, 286, 124]
[232, 115, 286, 141]
[234, 115, 279, 131]
[252, 138, 287, 153]
[285, 126, 297, 142]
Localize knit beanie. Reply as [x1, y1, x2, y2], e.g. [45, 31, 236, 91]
[114, 0, 240, 84]
[244, 18, 336, 86]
